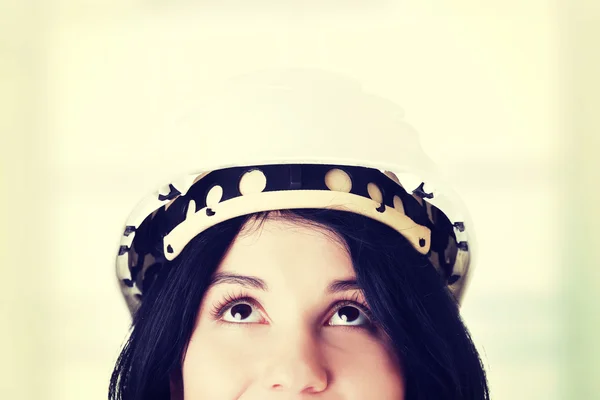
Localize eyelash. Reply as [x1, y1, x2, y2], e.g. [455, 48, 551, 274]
[209, 290, 376, 330]
[209, 290, 257, 320]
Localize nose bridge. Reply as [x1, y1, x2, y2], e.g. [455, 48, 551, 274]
[260, 326, 329, 393]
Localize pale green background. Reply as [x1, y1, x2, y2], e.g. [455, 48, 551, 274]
[1, 1, 598, 399]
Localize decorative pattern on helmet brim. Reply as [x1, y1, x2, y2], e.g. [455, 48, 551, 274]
[116, 163, 469, 314]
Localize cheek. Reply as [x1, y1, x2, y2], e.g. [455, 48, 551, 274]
[323, 330, 405, 400]
[182, 327, 254, 399]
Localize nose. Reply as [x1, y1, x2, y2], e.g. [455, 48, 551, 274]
[260, 330, 329, 394]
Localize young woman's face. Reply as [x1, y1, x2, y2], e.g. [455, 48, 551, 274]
[180, 217, 405, 399]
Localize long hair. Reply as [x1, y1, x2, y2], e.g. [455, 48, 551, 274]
[109, 209, 489, 399]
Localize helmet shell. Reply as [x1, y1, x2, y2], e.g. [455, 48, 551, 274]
[116, 68, 477, 311]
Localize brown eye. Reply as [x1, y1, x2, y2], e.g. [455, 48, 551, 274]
[328, 304, 371, 327]
[222, 302, 262, 323]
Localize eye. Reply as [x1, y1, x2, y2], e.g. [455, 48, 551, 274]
[221, 301, 263, 323]
[328, 303, 372, 327]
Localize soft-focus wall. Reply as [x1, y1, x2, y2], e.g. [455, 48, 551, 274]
[1, 1, 598, 399]
[561, 1, 600, 398]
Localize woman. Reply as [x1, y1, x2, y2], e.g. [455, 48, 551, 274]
[109, 70, 490, 399]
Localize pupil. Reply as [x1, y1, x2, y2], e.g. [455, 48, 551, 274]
[231, 304, 252, 320]
[339, 306, 359, 322]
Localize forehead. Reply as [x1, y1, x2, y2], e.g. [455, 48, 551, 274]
[217, 217, 355, 284]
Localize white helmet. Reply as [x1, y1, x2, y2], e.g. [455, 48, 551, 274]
[115, 68, 476, 314]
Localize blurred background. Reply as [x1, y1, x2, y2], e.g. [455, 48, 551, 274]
[1, 1, 598, 399]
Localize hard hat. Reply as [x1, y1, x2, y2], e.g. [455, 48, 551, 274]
[115, 68, 476, 314]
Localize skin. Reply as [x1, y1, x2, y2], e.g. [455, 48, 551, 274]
[178, 216, 405, 399]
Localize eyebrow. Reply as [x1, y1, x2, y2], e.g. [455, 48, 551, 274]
[326, 279, 361, 294]
[209, 272, 268, 291]
[208, 272, 361, 294]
